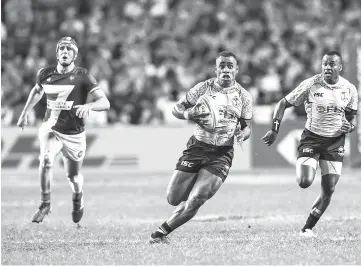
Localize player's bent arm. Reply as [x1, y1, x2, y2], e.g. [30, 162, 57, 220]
[172, 96, 194, 120]
[345, 107, 357, 122]
[239, 118, 252, 141]
[20, 84, 44, 116]
[242, 121, 252, 141]
[88, 89, 110, 111]
[344, 108, 357, 133]
[271, 98, 293, 133]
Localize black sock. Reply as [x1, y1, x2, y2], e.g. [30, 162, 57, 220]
[72, 191, 83, 201]
[41, 192, 51, 204]
[302, 213, 320, 231]
[153, 222, 173, 238]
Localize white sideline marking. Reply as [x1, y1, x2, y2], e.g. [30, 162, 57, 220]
[2, 173, 359, 187]
[192, 214, 361, 222]
[2, 231, 360, 246]
[0, 176, 328, 187]
[1, 239, 141, 245]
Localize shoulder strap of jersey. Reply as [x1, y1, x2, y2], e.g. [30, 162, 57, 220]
[207, 78, 215, 97]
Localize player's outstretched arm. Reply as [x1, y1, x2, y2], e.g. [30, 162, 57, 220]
[74, 89, 110, 118]
[17, 84, 44, 131]
[261, 98, 292, 146]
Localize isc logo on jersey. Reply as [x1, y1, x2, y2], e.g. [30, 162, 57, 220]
[196, 95, 219, 130]
[47, 99, 74, 110]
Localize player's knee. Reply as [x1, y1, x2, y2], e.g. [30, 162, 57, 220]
[167, 194, 182, 206]
[39, 154, 53, 168]
[66, 174, 80, 182]
[296, 175, 313, 189]
[322, 184, 336, 196]
[297, 179, 313, 189]
[296, 168, 315, 188]
[296, 158, 317, 189]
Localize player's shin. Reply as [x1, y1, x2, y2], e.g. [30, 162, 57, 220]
[39, 155, 53, 203]
[167, 196, 206, 231]
[302, 174, 339, 232]
[32, 158, 53, 223]
[67, 173, 85, 223]
[67, 173, 84, 194]
[312, 174, 338, 214]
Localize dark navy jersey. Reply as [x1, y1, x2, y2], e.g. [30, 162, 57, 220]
[36, 66, 100, 134]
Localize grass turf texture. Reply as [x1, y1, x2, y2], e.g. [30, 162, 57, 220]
[2, 170, 361, 264]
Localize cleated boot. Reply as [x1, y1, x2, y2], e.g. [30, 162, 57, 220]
[32, 202, 51, 223]
[299, 228, 317, 238]
[149, 232, 170, 244]
[72, 193, 84, 223]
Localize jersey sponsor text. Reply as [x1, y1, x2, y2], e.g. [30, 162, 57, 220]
[47, 99, 74, 110]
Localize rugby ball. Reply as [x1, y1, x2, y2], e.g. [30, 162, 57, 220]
[196, 95, 219, 130]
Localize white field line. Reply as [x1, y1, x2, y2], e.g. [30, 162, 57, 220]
[3, 233, 360, 246]
[1, 239, 141, 245]
[3, 175, 359, 188]
[2, 214, 360, 224]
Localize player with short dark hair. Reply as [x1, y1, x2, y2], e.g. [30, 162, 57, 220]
[262, 51, 358, 237]
[149, 51, 253, 243]
[17, 37, 110, 224]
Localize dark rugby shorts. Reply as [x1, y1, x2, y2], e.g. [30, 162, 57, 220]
[297, 129, 346, 162]
[175, 135, 234, 182]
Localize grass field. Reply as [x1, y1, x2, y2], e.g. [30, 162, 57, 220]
[1, 169, 361, 265]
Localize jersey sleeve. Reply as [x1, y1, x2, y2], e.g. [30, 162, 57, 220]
[185, 81, 208, 105]
[83, 70, 100, 94]
[285, 76, 317, 106]
[35, 68, 46, 88]
[241, 91, 253, 120]
[347, 84, 358, 111]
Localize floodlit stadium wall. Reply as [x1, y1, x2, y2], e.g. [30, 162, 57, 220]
[1, 121, 354, 173]
[1, 126, 251, 173]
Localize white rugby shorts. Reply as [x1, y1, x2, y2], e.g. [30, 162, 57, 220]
[38, 125, 86, 163]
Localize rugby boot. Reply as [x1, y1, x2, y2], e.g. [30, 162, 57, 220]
[72, 192, 84, 223]
[149, 232, 170, 244]
[299, 228, 317, 238]
[32, 202, 51, 223]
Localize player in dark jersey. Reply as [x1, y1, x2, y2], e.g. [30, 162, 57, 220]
[17, 37, 110, 224]
[262, 51, 358, 237]
[149, 51, 253, 244]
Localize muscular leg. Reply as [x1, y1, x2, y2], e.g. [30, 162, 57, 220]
[309, 160, 341, 219]
[32, 130, 62, 223]
[151, 169, 223, 242]
[63, 156, 84, 193]
[312, 173, 339, 215]
[296, 157, 318, 188]
[301, 160, 342, 233]
[167, 168, 223, 230]
[38, 131, 62, 202]
[166, 170, 198, 206]
[63, 156, 85, 223]
[151, 170, 198, 238]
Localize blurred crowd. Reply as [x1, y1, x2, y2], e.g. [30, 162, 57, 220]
[2, 0, 361, 126]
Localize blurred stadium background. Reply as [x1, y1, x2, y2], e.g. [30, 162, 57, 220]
[1, 0, 361, 264]
[1, 0, 361, 170]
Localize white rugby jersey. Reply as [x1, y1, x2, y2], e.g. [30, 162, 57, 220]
[285, 74, 358, 137]
[186, 78, 253, 146]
